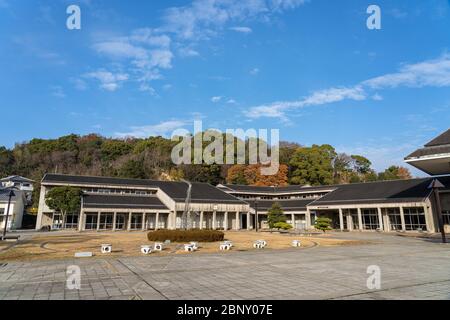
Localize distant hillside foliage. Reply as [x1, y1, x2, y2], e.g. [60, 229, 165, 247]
[0, 134, 413, 205]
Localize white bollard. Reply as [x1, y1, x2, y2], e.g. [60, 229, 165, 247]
[154, 243, 164, 251]
[190, 242, 199, 250]
[101, 244, 112, 254]
[255, 240, 267, 248]
[141, 245, 152, 254]
[223, 241, 233, 247]
[292, 240, 301, 247]
[220, 243, 231, 251]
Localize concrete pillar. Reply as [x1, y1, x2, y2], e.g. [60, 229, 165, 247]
[212, 211, 217, 230]
[200, 211, 204, 230]
[339, 208, 344, 231]
[112, 212, 117, 231]
[155, 212, 159, 230]
[78, 211, 84, 231]
[142, 213, 146, 231]
[346, 212, 353, 231]
[235, 212, 240, 230]
[400, 206, 406, 231]
[291, 213, 295, 229]
[224, 212, 228, 230]
[357, 208, 363, 231]
[424, 205, 434, 233]
[128, 212, 132, 231]
[377, 207, 383, 231]
[383, 209, 390, 232]
[306, 209, 312, 229]
[247, 212, 251, 230]
[96, 212, 101, 231]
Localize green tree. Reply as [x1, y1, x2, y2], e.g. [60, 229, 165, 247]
[314, 217, 332, 233]
[378, 166, 412, 181]
[118, 159, 146, 179]
[351, 155, 372, 174]
[45, 187, 82, 228]
[289, 144, 336, 186]
[267, 202, 287, 228]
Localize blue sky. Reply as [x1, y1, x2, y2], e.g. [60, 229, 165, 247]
[0, 0, 450, 176]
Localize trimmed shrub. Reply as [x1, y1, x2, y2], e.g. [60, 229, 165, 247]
[273, 222, 293, 230]
[147, 230, 225, 242]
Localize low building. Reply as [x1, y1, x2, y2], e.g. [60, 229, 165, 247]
[0, 175, 34, 203]
[0, 187, 27, 230]
[36, 174, 248, 231]
[35, 128, 450, 233]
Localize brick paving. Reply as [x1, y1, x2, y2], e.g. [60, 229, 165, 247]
[1, 233, 449, 300]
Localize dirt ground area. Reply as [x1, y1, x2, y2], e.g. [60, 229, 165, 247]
[0, 231, 366, 262]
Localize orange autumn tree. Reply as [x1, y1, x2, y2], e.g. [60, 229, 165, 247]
[226, 164, 289, 187]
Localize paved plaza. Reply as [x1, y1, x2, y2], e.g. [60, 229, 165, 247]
[0, 233, 449, 300]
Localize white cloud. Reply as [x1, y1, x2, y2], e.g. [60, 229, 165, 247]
[161, 0, 307, 40]
[84, 70, 129, 91]
[227, 98, 237, 104]
[250, 67, 260, 75]
[178, 47, 200, 57]
[246, 54, 450, 120]
[211, 96, 223, 102]
[246, 86, 365, 119]
[372, 93, 383, 101]
[51, 86, 66, 98]
[229, 26, 253, 33]
[139, 83, 157, 95]
[115, 120, 188, 138]
[363, 54, 450, 89]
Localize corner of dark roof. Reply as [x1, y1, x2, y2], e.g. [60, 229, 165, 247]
[424, 128, 450, 147]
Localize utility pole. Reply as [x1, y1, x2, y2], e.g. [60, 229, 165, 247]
[2, 190, 15, 240]
[429, 179, 446, 244]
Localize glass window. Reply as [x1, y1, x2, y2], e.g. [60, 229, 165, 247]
[403, 207, 427, 231]
[52, 213, 63, 230]
[85, 213, 98, 230]
[443, 211, 450, 225]
[65, 214, 79, 229]
[99, 213, 114, 230]
[130, 214, 143, 230]
[361, 209, 379, 230]
[388, 208, 402, 231]
[115, 214, 126, 230]
[351, 212, 359, 230]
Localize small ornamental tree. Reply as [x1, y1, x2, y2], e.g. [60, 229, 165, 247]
[267, 202, 287, 228]
[45, 187, 82, 228]
[314, 217, 332, 233]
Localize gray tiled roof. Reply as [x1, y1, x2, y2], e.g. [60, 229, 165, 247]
[425, 129, 450, 147]
[405, 128, 450, 159]
[221, 184, 334, 194]
[83, 194, 168, 210]
[0, 175, 34, 183]
[43, 174, 246, 204]
[406, 145, 450, 159]
[310, 176, 450, 206]
[249, 199, 313, 212]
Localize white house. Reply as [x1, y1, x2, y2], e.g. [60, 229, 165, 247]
[0, 187, 26, 230]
